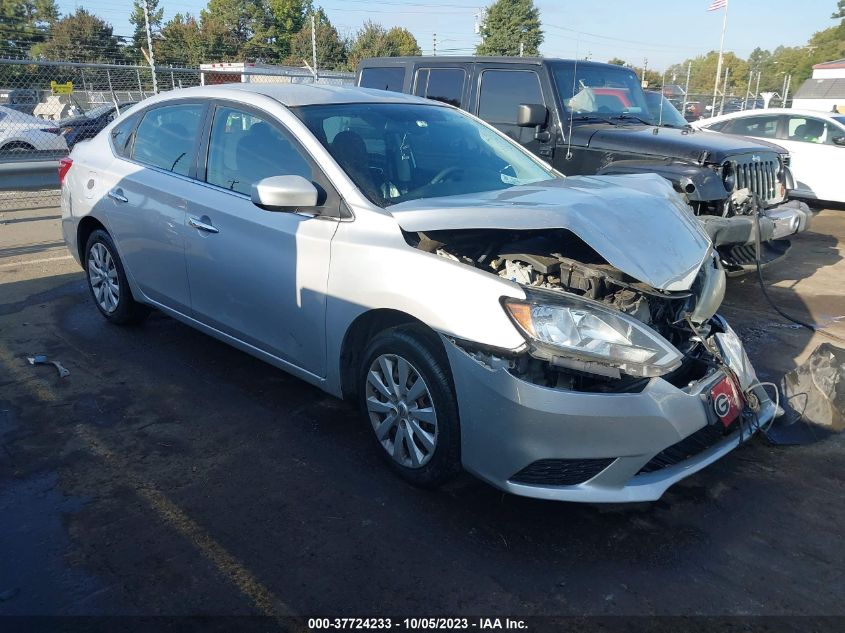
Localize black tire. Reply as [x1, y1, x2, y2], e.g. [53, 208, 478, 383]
[1, 141, 35, 153]
[84, 229, 150, 325]
[358, 325, 461, 488]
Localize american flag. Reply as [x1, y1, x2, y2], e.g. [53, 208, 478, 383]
[708, 0, 728, 10]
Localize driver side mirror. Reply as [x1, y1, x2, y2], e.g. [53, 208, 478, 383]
[251, 175, 318, 210]
[833, 136, 845, 147]
[516, 103, 550, 142]
[517, 103, 547, 128]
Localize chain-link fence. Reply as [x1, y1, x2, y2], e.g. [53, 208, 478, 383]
[0, 58, 353, 211]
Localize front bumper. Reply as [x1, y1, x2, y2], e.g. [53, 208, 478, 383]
[442, 323, 775, 503]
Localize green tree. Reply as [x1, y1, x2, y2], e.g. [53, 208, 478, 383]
[263, 0, 312, 60]
[128, 0, 164, 62]
[31, 8, 123, 62]
[475, 0, 543, 57]
[287, 9, 347, 70]
[199, 0, 265, 60]
[607, 57, 626, 66]
[833, 0, 844, 19]
[346, 21, 420, 70]
[0, 0, 59, 57]
[156, 13, 207, 66]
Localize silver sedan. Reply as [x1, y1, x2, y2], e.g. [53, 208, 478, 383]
[61, 84, 776, 502]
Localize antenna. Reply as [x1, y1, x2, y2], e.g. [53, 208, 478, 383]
[565, 38, 580, 161]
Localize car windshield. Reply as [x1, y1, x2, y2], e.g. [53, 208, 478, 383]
[644, 92, 688, 128]
[551, 63, 655, 124]
[292, 102, 556, 207]
[833, 116, 845, 127]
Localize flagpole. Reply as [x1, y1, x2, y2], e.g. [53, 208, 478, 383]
[710, 0, 729, 117]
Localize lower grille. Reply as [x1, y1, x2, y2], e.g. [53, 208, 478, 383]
[731, 156, 779, 204]
[511, 458, 615, 486]
[637, 424, 729, 475]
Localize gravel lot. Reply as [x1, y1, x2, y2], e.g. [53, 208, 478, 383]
[1, 193, 844, 622]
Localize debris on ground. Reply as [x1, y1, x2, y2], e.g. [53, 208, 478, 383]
[26, 354, 70, 378]
[766, 343, 845, 445]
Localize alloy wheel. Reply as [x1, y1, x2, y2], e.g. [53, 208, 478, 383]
[88, 242, 120, 313]
[365, 353, 438, 468]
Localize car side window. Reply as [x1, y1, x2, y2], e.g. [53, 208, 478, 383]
[205, 106, 312, 196]
[359, 67, 405, 92]
[786, 116, 830, 144]
[110, 114, 139, 158]
[414, 68, 466, 107]
[132, 103, 203, 176]
[478, 70, 543, 124]
[721, 115, 779, 139]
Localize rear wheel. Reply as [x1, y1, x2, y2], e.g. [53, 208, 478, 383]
[358, 326, 461, 488]
[84, 229, 149, 325]
[0, 141, 35, 153]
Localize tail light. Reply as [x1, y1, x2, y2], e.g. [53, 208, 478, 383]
[58, 157, 73, 186]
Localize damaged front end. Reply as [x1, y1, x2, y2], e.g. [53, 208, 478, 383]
[407, 226, 739, 395]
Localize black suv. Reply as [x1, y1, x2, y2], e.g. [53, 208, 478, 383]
[357, 57, 810, 272]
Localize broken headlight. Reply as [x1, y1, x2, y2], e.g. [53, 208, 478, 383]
[503, 289, 683, 378]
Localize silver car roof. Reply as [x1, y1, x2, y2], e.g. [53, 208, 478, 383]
[182, 83, 440, 108]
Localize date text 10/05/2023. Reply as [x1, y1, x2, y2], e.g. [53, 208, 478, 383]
[307, 618, 529, 630]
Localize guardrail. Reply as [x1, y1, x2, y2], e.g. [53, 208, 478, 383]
[0, 155, 61, 191]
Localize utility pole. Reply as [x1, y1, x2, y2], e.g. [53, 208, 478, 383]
[682, 61, 691, 115]
[719, 66, 729, 115]
[744, 69, 753, 110]
[754, 71, 761, 109]
[783, 74, 792, 106]
[142, 0, 157, 94]
[433, 33, 437, 56]
[310, 13, 318, 79]
[519, 41, 524, 57]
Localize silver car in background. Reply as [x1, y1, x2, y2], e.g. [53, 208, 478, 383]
[60, 84, 776, 502]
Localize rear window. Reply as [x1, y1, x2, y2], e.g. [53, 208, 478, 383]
[110, 114, 139, 158]
[359, 67, 405, 93]
[132, 103, 204, 176]
[413, 68, 465, 107]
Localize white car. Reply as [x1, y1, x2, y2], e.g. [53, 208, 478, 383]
[0, 105, 69, 153]
[60, 84, 776, 503]
[695, 108, 845, 204]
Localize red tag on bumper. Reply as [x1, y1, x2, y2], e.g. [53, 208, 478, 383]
[710, 376, 744, 428]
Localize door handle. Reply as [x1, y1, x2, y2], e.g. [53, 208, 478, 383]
[187, 216, 219, 233]
[108, 189, 128, 203]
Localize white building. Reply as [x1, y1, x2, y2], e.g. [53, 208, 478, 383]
[792, 59, 845, 112]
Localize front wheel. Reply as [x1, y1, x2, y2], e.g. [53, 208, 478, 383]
[358, 326, 461, 488]
[84, 229, 149, 325]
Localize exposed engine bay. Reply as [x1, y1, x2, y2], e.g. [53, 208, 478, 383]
[405, 227, 730, 392]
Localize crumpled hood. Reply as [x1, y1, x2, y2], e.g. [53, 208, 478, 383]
[388, 173, 712, 292]
[575, 124, 787, 163]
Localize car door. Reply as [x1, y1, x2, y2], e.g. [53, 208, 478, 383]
[777, 115, 843, 201]
[102, 101, 206, 313]
[184, 102, 339, 377]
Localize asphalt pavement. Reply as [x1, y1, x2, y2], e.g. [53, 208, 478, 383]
[1, 192, 844, 623]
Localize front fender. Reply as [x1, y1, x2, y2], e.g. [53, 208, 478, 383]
[597, 159, 727, 202]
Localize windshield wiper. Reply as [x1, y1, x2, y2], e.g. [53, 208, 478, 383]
[610, 113, 655, 126]
[571, 114, 618, 125]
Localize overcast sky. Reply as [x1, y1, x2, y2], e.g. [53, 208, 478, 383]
[56, 0, 839, 69]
